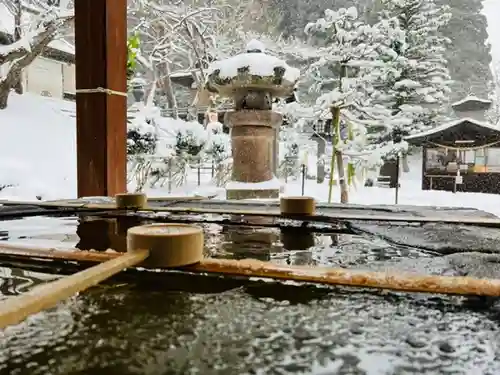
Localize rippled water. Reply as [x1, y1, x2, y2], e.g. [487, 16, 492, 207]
[0, 214, 499, 374]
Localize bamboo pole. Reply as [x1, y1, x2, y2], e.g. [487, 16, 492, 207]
[2, 243, 500, 297]
[0, 250, 149, 329]
[2, 199, 500, 228]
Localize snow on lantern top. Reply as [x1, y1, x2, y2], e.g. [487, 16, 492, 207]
[245, 39, 266, 53]
[205, 40, 300, 99]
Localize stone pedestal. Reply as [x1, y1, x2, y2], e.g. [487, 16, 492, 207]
[226, 110, 282, 199]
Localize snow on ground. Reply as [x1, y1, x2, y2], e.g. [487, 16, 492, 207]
[0, 93, 76, 201]
[2, 93, 500, 218]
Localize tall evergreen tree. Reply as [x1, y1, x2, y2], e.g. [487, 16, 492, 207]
[436, 0, 493, 100]
[369, 0, 453, 139]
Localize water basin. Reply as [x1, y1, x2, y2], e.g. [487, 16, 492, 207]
[0, 212, 498, 374]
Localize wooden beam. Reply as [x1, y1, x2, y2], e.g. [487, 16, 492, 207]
[74, 0, 127, 197]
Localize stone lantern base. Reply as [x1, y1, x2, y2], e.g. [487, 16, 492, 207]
[225, 110, 282, 200]
[226, 176, 281, 200]
[226, 189, 279, 200]
[226, 186, 280, 200]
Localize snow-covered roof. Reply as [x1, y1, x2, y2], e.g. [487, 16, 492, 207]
[405, 117, 500, 143]
[451, 95, 492, 107]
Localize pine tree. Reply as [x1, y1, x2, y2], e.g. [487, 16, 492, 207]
[304, 6, 402, 201]
[371, 0, 453, 139]
[436, 0, 493, 100]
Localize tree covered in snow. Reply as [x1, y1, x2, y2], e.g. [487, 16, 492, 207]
[436, 0, 493, 100]
[273, 0, 373, 39]
[128, 0, 236, 113]
[0, 0, 74, 108]
[488, 62, 500, 125]
[304, 6, 404, 202]
[369, 0, 452, 140]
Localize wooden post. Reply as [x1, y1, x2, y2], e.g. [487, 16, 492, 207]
[74, 0, 127, 197]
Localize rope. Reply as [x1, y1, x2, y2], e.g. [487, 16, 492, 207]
[75, 87, 128, 97]
[427, 140, 500, 151]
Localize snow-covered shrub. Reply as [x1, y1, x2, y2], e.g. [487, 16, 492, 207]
[205, 121, 229, 158]
[127, 127, 156, 156]
[126, 105, 159, 191]
[159, 119, 208, 159]
[150, 118, 209, 188]
[205, 120, 232, 187]
[278, 122, 300, 180]
[127, 103, 159, 156]
[279, 142, 299, 180]
[205, 133, 230, 161]
[175, 131, 205, 157]
[206, 120, 224, 135]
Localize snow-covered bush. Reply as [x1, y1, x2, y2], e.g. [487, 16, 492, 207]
[205, 133, 230, 162]
[127, 106, 159, 153]
[158, 119, 207, 158]
[127, 127, 156, 156]
[126, 103, 160, 191]
[204, 120, 232, 187]
[278, 125, 300, 180]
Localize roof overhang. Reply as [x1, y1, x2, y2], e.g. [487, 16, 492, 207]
[405, 118, 500, 148]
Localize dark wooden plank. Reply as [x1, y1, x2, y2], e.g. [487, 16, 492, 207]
[74, 0, 127, 198]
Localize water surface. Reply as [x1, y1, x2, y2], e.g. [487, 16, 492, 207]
[0, 213, 498, 374]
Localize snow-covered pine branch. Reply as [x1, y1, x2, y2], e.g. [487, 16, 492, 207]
[368, 0, 453, 140]
[303, 6, 404, 167]
[487, 62, 500, 125]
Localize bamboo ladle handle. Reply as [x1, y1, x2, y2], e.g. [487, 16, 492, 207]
[0, 223, 204, 330]
[0, 250, 149, 329]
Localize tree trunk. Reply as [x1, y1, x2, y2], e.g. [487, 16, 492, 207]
[0, 16, 73, 109]
[158, 61, 178, 118]
[328, 64, 349, 204]
[316, 138, 326, 184]
[336, 148, 348, 203]
[0, 88, 10, 110]
[13, 0, 23, 95]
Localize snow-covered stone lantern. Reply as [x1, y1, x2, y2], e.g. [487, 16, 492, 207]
[205, 40, 300, 199]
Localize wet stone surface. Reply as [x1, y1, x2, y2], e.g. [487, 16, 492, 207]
[1, 203, 500, 373]
[0, 283, 500, 375]
[349, 222, 500, 255]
